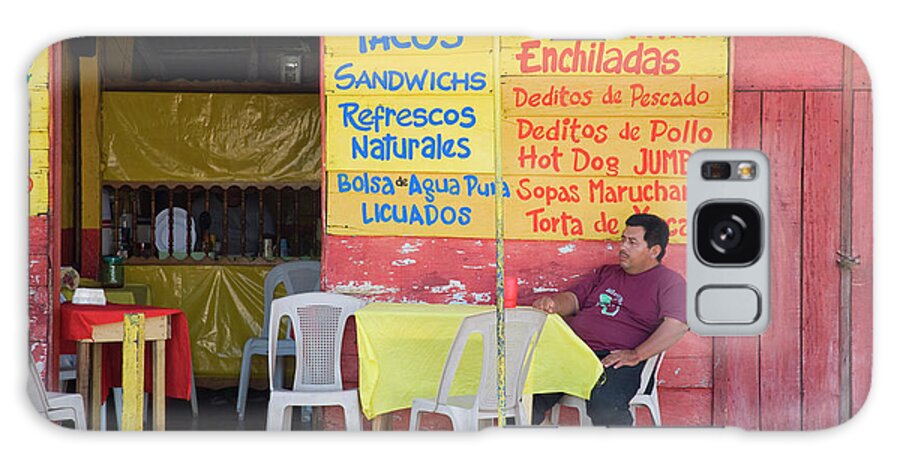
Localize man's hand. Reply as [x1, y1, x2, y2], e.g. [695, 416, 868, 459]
[601, 349, 642, 369]
[532, 292, 578, 317]
[532, 296, 558, 314]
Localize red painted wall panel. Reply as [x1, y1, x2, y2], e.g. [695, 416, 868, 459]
[28, 214, 52, 381]
[732, 37, 844, 91]
[659, 356, 711, 389]
[801, 92, 843, 430]
[759, 91, 804, 430]
[29, 215, 49, 253]
[658, 388, 712, 426]
[852, 52, 872, 89]
[713, 90, 762, 429]
[850, 91, 873, 415]
[667, 331, 710, 358]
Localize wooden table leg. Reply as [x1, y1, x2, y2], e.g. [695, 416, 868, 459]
[372, 413, 393, 431]
[76, 342, 90, 424]
[90, 343, 103, 431]
[152, 339, 166, 431]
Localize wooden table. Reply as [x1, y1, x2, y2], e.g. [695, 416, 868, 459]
[354, 303, 604, 429]
[75, 315, 170, 430]
[61, 303, 193, 431]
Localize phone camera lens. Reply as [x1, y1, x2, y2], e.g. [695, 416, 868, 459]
[710, 217, 744, 252]
[695, 202, 762, 265]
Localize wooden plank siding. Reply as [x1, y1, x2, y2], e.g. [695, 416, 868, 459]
[801, 91, 843, 430]
[758, 91, 805, 430]
[850, 90, 873, 417]
[713, 90, 762, 430]
[723, 37, 872, 431]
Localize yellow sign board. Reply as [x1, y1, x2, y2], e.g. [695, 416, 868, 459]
[501, 75, 729, 117]
[500, 36, 729, 77]
[326, 95, 496, 173]
[327, 36, 493, 57]
[327, 171, 686, 241]
[326, 171, 502, 238]
[325, 36, 493, 95]
[505, 175, 686, 240]
[325, 36, 730, 242]
[502, 116, 728, 177]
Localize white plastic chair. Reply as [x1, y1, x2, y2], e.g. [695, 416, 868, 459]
[409, 309, 547, 431]
[264, 292, 366, 431]
[236, 260, 321, 419]
[549, 351, 665, 426]
[28, 356, 87, 430]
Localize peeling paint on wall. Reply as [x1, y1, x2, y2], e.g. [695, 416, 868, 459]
[399, 242, 421, 254]
[331, 281, 398, 296]
[558, 243, 576, 254]
[531, 286, 560, 294]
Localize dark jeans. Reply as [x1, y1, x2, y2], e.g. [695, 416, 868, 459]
[532, 349, 646, 426]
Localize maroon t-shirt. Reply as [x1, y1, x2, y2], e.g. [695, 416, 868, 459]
[566, 264, 686, 351]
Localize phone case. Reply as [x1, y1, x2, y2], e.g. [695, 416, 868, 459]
[26, 35, 871, 431]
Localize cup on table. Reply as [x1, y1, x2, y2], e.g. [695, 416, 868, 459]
[503, 275, 518, 308]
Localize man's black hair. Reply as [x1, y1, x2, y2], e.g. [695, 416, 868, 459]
[625, 214, 670, 262]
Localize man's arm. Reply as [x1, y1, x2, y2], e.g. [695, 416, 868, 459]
[532, 291, 580, 317]
[601, 317, 688, 369]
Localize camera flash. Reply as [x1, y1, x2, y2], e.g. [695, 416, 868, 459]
[737, 162, 756, 180]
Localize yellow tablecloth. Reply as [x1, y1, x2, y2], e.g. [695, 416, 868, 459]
[355, 303, 604, 419]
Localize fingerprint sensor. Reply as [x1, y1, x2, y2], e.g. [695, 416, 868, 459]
[696, 285, 761, 324]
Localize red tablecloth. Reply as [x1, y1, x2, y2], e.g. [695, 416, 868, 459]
[60, 303, 193, 401]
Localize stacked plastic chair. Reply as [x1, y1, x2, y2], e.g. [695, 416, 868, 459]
[236, 260, 321, 420]
[28, 356, 87, 430]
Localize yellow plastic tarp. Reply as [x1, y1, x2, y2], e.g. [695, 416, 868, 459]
[355, 303, 604, 419]
[101, 92, 321, 185]
[123, 264, 296, 379]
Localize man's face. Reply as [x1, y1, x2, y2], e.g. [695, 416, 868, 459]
[618, 225, 659, 273]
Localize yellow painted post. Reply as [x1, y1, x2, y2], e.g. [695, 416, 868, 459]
[492, 36, 507, 428]
[79, 53, 101, 271]
[28, 49, 50, 216]
[122, 313, 145, 431]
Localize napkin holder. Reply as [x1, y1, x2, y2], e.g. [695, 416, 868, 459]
[72, 288, 107, 306]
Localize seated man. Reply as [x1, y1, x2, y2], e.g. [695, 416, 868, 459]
[531, 213, 688, 426]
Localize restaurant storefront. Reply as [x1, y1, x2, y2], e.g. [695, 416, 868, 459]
[28, 36, 872, 430]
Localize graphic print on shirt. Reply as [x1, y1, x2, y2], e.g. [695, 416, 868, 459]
[597, 287, 624, 317]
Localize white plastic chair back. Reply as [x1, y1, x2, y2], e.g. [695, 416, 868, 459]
[261, 261, 321, 339]
[28, 356, 87, 430]
[27, 357, 51, 418]
[267, 292, 366, 392]
[628, 351, 665, 425]
[434, 309, 546, 416]
[636, 351, 664, 398]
